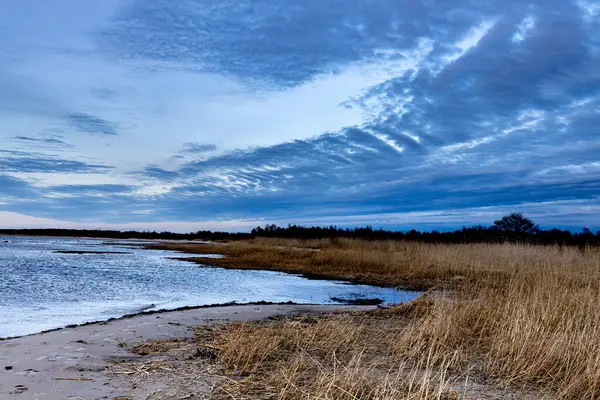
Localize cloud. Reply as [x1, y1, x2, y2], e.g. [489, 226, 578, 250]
[65, 113, 118, 136]
[135, 166, 180, 181]
[0, 151, 113, 174]
[0, 175, 35, 199]
[1, 0, 599, 229]
[179, 143, 218, 154]
[47, 184, 135, 195]
[11, 136, 72, 147]
[135, 1, 598, 223]
[101, 0, 507, 88]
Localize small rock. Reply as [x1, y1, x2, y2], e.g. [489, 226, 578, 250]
[5, 366, 13, 370]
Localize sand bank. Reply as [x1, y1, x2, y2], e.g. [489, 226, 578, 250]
[0, 304, 372, 399]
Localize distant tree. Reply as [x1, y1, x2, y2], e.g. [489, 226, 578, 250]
[493, 212, 539, 235]
[265, 224, 278, 233]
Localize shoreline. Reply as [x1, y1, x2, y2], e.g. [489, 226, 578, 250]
[0, 303, 374, 399]
[159, 246, 434, 291]
[2, 299, 392, 342]
[2, 237, 406, 342]
[170, 255, 409, 288]
[0, 300, 317, 342]
[1, 234, 215, 244]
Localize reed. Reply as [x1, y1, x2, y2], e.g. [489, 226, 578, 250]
[152, 239, 600, 399]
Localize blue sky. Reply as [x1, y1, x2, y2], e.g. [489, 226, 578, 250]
[1, 0, 599, 231]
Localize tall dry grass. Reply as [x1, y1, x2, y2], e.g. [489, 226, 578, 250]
[152, 239, 599, 289]
[213, 315, 463, 399]
[155, 239, 600, 399]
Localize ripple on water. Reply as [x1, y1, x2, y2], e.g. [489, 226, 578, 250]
[0, 236, 421, 338]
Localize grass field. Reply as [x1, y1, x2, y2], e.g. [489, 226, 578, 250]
[145, 239, 600, 399]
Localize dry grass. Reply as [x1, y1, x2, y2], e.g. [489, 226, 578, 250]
[107, 332, 226, 399]
[144, 239, 600, 399]
[150, 239, 595, 290]
[209, 313, 465, 400]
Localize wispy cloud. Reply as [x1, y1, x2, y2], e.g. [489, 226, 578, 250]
[178, 143, 218, 155]
[0, 150, 113, 174]
[65, 113, 118, 136]
[12, 136, 72, 147]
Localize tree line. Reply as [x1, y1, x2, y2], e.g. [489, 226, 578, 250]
[251, 213, 600, 246]
[1, 213, 599, 246]
[0, 228, 250, 241]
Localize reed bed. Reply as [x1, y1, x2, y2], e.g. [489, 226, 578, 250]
[145, 239, 600, 399]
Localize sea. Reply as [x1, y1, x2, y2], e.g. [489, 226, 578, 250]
[0, 236, 420, 338]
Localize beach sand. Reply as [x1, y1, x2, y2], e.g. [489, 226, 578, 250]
[0, 304, 372, 399]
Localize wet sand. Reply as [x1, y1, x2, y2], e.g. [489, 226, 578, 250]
[0, 304, 372, 399]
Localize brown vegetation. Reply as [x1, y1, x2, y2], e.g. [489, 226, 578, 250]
[140, 239, 600, 399]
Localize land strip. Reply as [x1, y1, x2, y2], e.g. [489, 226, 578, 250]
[144, 238, 600, 399]
[0, 304, 368, 399]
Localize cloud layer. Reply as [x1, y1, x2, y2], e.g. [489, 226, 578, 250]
[1, 0, 599, 230]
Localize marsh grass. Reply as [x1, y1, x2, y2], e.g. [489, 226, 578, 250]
[148, 239, 600, 399]
[208, 313, 465, 399]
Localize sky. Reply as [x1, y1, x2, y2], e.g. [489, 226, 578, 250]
[1, 0, 599, 232]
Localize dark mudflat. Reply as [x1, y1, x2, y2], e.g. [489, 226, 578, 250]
[330, 296, 384, 305]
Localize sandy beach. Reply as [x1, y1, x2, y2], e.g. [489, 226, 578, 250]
[0, 304, 372, 400]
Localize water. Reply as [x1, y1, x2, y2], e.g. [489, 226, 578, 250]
[0, 236, 420, 338]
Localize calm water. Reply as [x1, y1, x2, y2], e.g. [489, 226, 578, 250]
[0, 236, 420, 338]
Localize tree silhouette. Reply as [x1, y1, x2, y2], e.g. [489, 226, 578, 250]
[493, 212, 539, 234]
